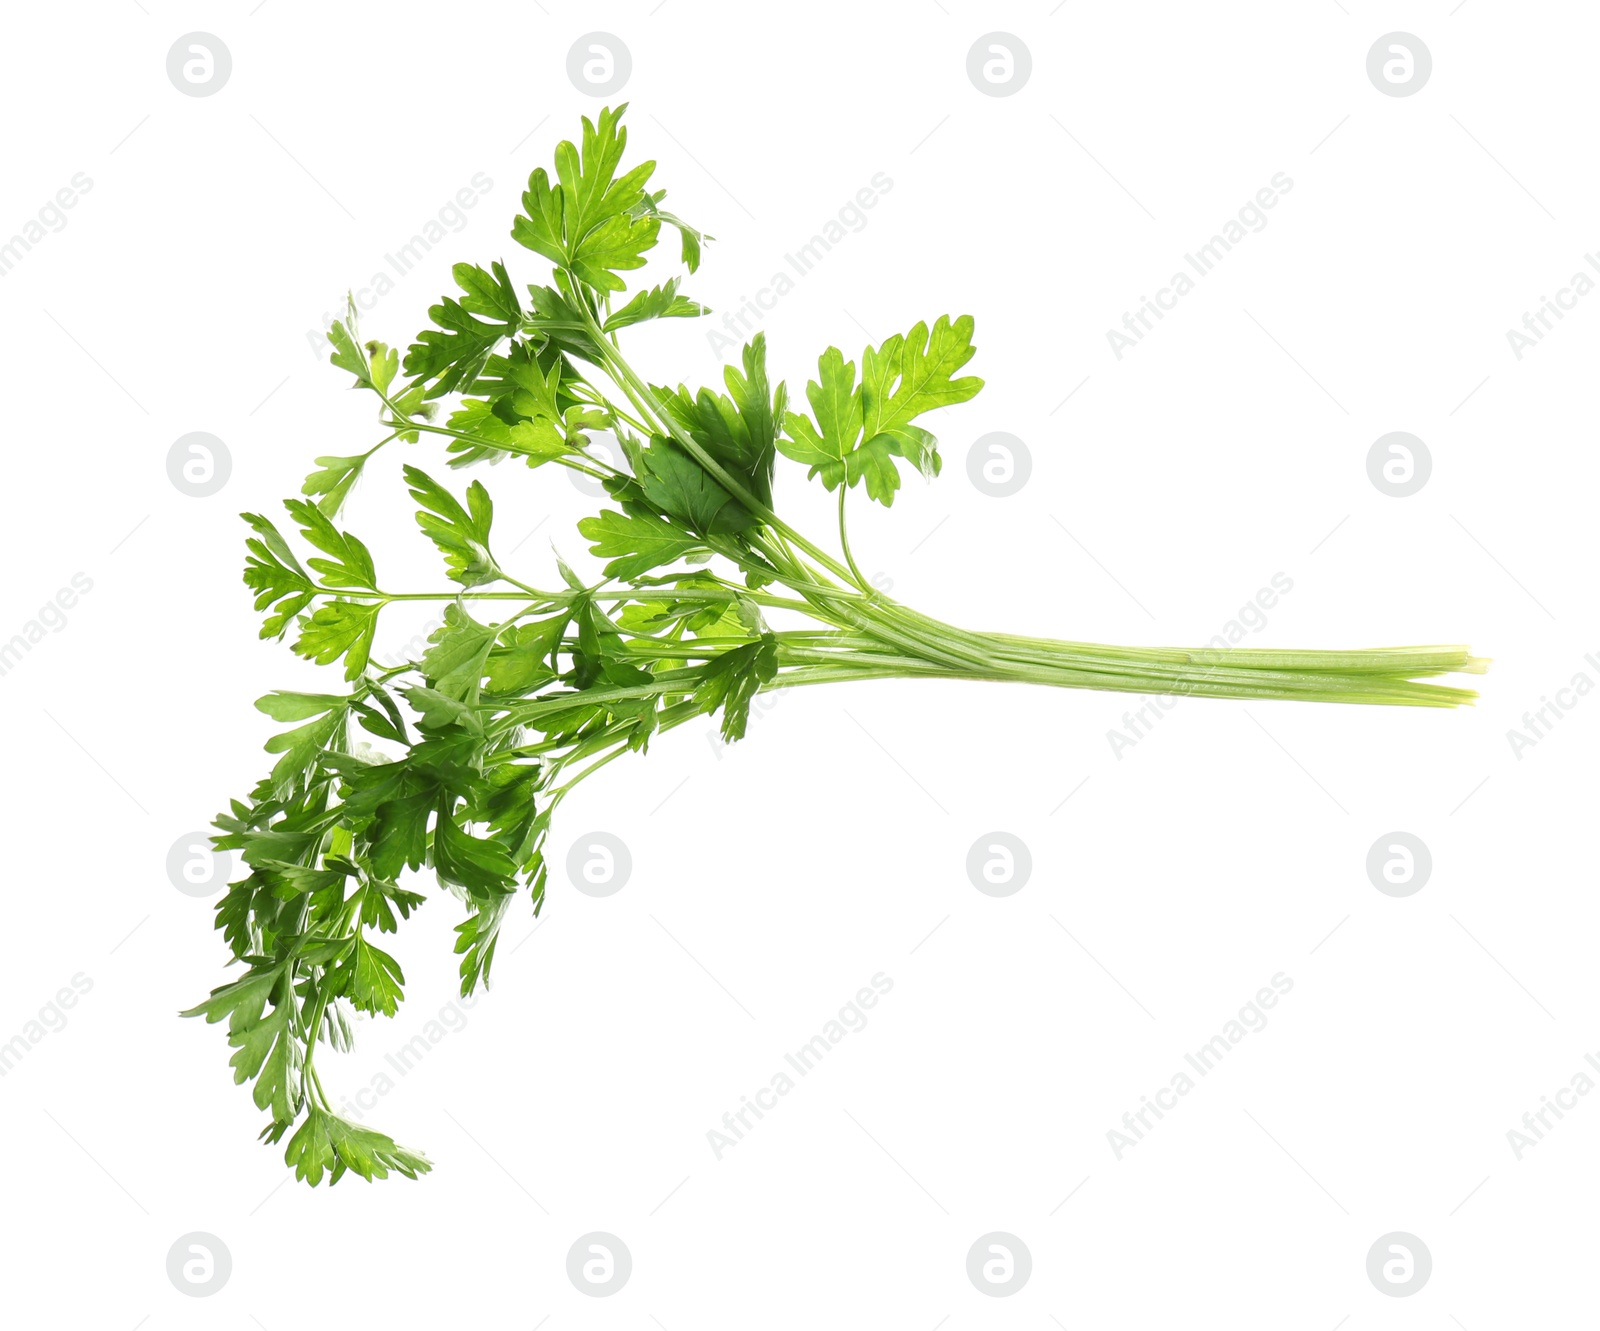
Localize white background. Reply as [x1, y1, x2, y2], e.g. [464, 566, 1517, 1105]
[1, 2, 1595, 1326]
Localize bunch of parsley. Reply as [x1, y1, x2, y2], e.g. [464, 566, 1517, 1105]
[185, 106, 1484, 1185]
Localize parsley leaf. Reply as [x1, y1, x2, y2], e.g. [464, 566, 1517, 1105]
[658, 333, 785, 508]
[301, 453, 372, 517]
[284, 1107, 431, 1187]
[181, 965, 296, 1121]
[339, 934, 406, 1018]
[776, 346, 861, 491]
[404, 465, 502, 587]
[604, 277, 709, 332]
[419, 603, 499, 701]
[578, 507, 706, 581]
[693, 634, 778, 742]
[294, 601, 380, 681]
[242, 513, 316, 640]
[512, 105, 662, 292]
[404, 262, 523, 398]
[285, 499, 379, 591]
[623, 435, 757, 535]
[779, 317, 981, 505]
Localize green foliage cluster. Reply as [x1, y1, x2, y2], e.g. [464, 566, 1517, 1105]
[187, 106, 1484, 1184]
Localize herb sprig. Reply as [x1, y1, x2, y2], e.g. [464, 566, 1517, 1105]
[185, 105, 1485, 1185]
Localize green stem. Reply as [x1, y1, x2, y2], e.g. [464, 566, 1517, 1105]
[369, 586, 823, 615]
[300, 990, 331, 1110]
[837, 485, 870, 592]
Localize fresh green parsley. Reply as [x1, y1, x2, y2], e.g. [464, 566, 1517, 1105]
[186, 105, 1485, 1184]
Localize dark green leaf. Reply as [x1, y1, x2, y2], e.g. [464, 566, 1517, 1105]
[692, 635, 778, 743]
[343, 935, 405, 1017]
[434, 805, 519, 900]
